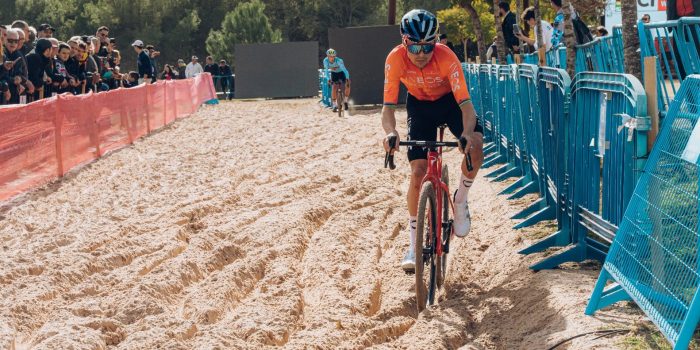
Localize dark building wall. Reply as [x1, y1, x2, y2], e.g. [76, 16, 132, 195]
[328, 25, 406, 105]
[235, 41, 319, 99]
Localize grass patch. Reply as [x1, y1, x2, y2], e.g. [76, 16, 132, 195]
[618, 322, 700, 350]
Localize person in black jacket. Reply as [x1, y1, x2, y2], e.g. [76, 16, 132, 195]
[25, 39, 53, 100]
[3, 29, 29, 104]
[204, 56, 220, 90]
[498, 2, 519, 55]
[131, 40, 152, 84]
[218, 59, 233, 99]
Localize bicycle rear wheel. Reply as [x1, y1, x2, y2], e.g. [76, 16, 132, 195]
[436, 164, 450, 289]
[415, 181, 437, 312]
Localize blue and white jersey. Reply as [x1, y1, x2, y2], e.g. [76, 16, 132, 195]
[323, 57, 350, 79]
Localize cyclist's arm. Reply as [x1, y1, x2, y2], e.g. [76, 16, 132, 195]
[440, 48, 476, 138]
[382, 52, 402, 136]
[337, 58, 350, 79]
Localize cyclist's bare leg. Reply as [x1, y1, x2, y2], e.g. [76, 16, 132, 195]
[454, 132, 484, 237]
[408, 159, 428, 216]
[339, 81, 346, 100]
[331, 82, 338, 105]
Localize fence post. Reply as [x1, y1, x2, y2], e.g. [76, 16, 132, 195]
[644, 56, 660, 149]
[53, 98, 65, 176]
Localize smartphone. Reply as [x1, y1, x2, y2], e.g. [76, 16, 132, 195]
[513, 24, 521, 36]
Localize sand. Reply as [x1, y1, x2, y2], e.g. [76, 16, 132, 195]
[0, 99, 646, 349]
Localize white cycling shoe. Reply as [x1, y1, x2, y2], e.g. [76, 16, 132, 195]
[454, 199, 471, 238]
[401, 248, 416, 272]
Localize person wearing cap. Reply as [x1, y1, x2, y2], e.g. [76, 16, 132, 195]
[176, 59, 187, 79]
[185, 55, 203, 78]
[146, 45, 159, 83]
[132, 39, 152, 84]
[37, 24, 55, 39]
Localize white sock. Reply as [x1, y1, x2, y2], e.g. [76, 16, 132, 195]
[408, 216, 417, 250]
[333, 101, 337, 107]
[455, 174, 474, 203]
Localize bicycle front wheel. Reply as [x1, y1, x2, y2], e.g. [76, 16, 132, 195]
[415, 181, 437, 312]
[436, 164, 450, 289]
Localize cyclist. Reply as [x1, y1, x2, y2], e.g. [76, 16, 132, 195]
[323, 48, 351, 112]
[382, 9, 484, 272]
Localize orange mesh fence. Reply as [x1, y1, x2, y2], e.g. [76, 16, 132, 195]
[0, 73, 216, 202]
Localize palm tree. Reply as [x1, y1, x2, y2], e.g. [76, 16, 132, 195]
[459, 0, 487, 62]
[621, 0, 641, 79]
[561, 0, 577, 78]
[494, 1, 507, 63]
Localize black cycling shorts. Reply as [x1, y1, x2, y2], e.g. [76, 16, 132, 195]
[406, 92, 483, 161]
[330, 71, 346, 83]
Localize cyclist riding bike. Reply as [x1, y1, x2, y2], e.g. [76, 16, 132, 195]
[382, 9, 485, 272]
[323, 48, 351, 112]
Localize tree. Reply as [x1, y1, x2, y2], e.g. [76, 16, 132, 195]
[493, 1, 506, 63]
[561, 0, 577, 77]
[621, 0, 641, 80]
[442, 1, 495, 61]
[205, 0, 282, 67]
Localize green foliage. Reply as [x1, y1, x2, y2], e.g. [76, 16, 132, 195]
[205, 0, 282, 66]
[438, 1, 495, 44]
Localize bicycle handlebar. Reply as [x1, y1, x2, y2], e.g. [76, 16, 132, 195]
[384, 136, 473, 171]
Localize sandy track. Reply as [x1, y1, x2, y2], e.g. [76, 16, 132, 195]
[0, 99, 643, 349]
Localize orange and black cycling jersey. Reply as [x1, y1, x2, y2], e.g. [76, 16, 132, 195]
[383, 43, 470, 107]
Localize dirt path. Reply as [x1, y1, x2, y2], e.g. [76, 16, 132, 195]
[0, 99, 644, 349]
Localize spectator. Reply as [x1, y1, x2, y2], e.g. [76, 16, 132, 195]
[177, 59, 187, 79]
[596, 26, 608, 38]
[550, 0, 565, 47]
[2, 29, 29, 103]
[96, 26, 110, 56]
[50, 43, 75, 95]
[37, 24, 55, 39]
[122, 71, 140, 88]
[11, 20, 33, 55]
[185, 56, 203, 78]
[218, 59, 232, 98]
[28, 27, 37, 45]
[66, 39, 86, 93]
[26, 39, 53, 100]
[160, 64, 176, 80]
[132, 39, 152, 84]
[667, 0, 700, 19]
[438, 33, 458, 56]
[486, 39, 498, 62]
[498, 2, 519, 54]
[517, 7, 554, 51]
[204, 56, 220, 87]
[146, 45, 160, 83]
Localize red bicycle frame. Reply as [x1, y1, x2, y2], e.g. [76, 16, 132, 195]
[423, 126, 455, 259]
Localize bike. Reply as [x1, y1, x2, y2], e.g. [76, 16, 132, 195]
[385, 125, 472, 312]
[332, 80, 345, 117]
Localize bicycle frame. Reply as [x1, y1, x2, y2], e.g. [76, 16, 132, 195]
[422, 127, 455, 259]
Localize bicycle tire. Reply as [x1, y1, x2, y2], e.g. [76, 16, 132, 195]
[337, 88, 344, 118]
[415, 181, 437, 312]
[436, 164, 450, 289]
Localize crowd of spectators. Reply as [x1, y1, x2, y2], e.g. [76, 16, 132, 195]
[1, 20, 234, 105]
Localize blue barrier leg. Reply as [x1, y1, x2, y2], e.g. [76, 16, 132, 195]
[482, 154, 506, 168]
[586, 270, 631, 315]
[492, 166, 521, 182]
[507, 180, 538, 199]
[511, 197, 549, 219]
[485, 164, 511, 178]
[499, 176, 529, 195]
[513, 204, 555, 229]
[483, 143, 497, 154]
[528, 243, 586, 271]
[518, 229, 570, 255]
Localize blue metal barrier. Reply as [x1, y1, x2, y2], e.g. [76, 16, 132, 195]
[486, 65, 525, 181]
[531, 72, 650, 270]
[319, 69, 332, 107]
[523, 53, 539, 65]
[575, 34, 624, 74]
[517, 67, 572, 259]
[499, 64, 541, 198]
[546, 47, 567, 69]
[586, 75, 700, 350]
[478, 65, 496, 149]
[639, 18, 700, 118]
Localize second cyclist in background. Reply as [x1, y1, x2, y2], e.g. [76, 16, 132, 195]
[323, 48, 351, 112]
